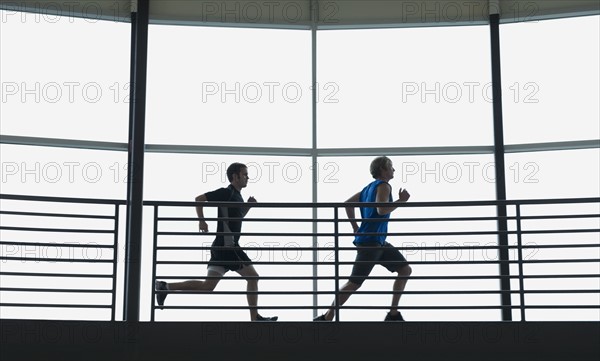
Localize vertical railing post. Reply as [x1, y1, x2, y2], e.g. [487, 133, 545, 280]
[111, 203, 120, 321]
[150, 205, 159, 322]
[334, 207, 340, 322]
[515, 204, 526, 321]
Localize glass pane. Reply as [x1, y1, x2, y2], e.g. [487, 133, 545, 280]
[0, 144, 126, 320]
[506, 149, 600, 321]
[505, 149, 600, 200]
[146, 26, 311, 148]
[317, 26, 494, 148]
[0, 11, 130, 142]
[500, 16, 600, 144]
[317, 155, 501, 321]
[0, 144, 127, 199]
[144, 153, 314, 321]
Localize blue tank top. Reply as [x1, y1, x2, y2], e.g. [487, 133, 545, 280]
[354, 180, 392, 245]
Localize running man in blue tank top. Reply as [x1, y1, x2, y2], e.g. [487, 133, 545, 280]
[314, 156, 412, 321]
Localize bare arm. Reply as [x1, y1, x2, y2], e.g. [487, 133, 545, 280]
[195, 194, 209, 232]
[344, 192, 361, 233]
[375, 183, 410, 215]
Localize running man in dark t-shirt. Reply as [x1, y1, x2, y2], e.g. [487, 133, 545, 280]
[155, 162, 278, 321]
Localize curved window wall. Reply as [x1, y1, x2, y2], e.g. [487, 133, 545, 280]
[1, 9, 598, 321]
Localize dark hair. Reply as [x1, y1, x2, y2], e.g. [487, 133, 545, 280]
[370, 156, 392, 178]
[226, 162, 247, 182]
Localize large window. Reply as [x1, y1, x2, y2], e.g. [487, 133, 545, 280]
[500, 15, 600, 145]
[0, 11, 130, 142]
[0, 10, 130, 321]
[317, 26, 494, 148]
[145, 26, 312, 148]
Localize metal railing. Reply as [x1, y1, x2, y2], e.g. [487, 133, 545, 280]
[148, 197, 600, 322]
[0, 194, 124, 320]
[1, 193, 599, 321]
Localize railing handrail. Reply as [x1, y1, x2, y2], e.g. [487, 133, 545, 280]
[143, 197, 600, 207]
[2, 193, 598, 207]
[0, 193, 127, 205]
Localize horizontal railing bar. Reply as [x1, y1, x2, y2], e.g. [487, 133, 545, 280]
[523, 274, 600, 279]
[520, 290, 600, 294]
[0, 241, 115, 249]
[0, 193, 126, 205]
[152, 289, 599, 295]
[156, 214, 600, 223]
[153, 274, 600, 280]
[0, 272, 114, 278]
[516, 259, 600, 264]
[0, 288, 113, 293]
[519, 229, 600, 235]
[155, 229, 600, 237]
[156, 259, 600, 265]
[0, 210, 116, 220]
[154, 244, 600, 251]
[508, 244, 600, 249]
[155, 231, 487, 237]
[519, 214, 600, 220]
[157, 231, 507, 237]
[159, 217, 336, 223]
[144, 197, 600, 207]
[3, 194, 597, 208]
[341, 305, 600, 310]
[152, 305, 600, 310]
[0, 257, 115, 263]
[158, 216, 510, 223]
[0, 303, 112, 308]
[0, 226, 116, 234]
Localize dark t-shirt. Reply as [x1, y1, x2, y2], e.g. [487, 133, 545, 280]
[204, 184, 245, 245]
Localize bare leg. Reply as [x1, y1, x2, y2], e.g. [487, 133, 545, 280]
[236, 265, 260, 320]
[389, 265, 412, 315]
[323, 281, 361, 321]
[167, 269, 223, 291]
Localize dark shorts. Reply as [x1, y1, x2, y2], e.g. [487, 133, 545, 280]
[208, 245, 252, 272]
[349, 241, 409, 285]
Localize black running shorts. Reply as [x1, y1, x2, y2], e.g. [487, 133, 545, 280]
[348, 241, 409, 285]
[208, 245, 252, 272]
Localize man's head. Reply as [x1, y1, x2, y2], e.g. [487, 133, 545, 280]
[227, 162, 249, 190]
[370, 156, 394, 180]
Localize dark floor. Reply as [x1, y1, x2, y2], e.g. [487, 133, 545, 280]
[2, 320, 599, 361]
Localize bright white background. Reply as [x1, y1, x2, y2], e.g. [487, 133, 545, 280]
[1, 11, 598, 322]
